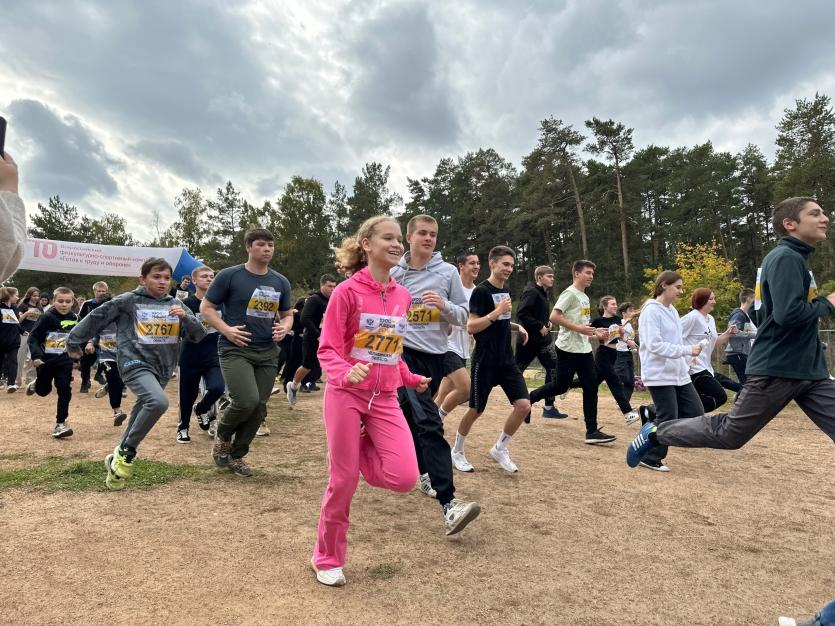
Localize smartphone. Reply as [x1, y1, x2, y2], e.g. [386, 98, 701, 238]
[0, 116, 6, 158]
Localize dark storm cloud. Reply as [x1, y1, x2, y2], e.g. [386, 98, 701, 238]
[345, 2, 460, 146]
[7, 99, 121, 201]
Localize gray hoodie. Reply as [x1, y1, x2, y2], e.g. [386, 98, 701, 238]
[390, 251, 469, 354]
[67, 286, 206, 380]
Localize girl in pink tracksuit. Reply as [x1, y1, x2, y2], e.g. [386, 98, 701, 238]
[311, 216, 428, 587]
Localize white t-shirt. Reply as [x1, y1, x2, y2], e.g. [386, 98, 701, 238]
[617, 321, 634, 352]
[447, 284, 475, 359]
[680, 309, 717, 375]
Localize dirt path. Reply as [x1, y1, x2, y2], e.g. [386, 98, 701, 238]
[0, 383, 832, 625]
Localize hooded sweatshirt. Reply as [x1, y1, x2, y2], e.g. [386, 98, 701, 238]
[638, 299, 691, 386]
[0, 191, 25, 283]
[67, 286, 205, 380]
[317, 267, 423, 392]
[390, 251, 469, 354]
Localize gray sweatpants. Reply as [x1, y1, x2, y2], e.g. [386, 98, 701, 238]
[119, 367, 170, 452]
[657, 376, 835, 449]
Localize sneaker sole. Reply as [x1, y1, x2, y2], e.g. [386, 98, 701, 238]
[452, 463, 475, 473]
[104, 454, 127, 490]
[177, 439, 191, 444]
[7, 387, 17, 393]
[639, 461, 670, 472]
[445, 502, 481, 536]
[113, 414, 127, 427]
[311, 557, 346, 587]
[584, 437, 617, 445]
[52, 428, 73, 439]
[489, 449, 518, 473]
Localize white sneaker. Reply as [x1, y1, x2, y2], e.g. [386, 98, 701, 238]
[26, 381, 37, 396]
[286, 381, 299, 407]
[451, 449, 475, 473]
[489, 445, 518, 473]
[623, 410, 640, 425]
[418, 473, 437, 498]
[311, 557, 346, 587]
[208, 420, 218, 437]
[6, 384, 18, 393]
[52, 422, 73, 438]
[443, 498, 481, 536]
[256, 422, 270, 437]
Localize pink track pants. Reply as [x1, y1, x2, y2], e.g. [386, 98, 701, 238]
[312, 385, 418, 570]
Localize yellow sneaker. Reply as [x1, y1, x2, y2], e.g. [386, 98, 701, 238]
[105, 453, 127, 491]
[110, 447, 135, 479]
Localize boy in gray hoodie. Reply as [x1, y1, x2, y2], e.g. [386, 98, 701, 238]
[68, 257, 205, 490]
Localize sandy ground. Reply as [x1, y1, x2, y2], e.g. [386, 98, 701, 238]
[0, 379, 833, 626]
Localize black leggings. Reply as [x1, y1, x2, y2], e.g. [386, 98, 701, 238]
[595, 347, 633, 414]
[0, 340, 20, 387]
[690, 370, 742, 413]
[102, 361, 124, 409]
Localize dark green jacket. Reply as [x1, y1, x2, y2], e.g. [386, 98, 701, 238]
[746, 236, 835, 380]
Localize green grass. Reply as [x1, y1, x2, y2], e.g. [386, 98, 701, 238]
[0, 456, 212, 493]
[368, 563, 400, 580]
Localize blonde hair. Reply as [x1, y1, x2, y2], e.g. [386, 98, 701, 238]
[334, 216, 399, 276]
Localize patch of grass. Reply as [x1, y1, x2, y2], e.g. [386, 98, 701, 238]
[0, 456, 212, 493]
[368, 563, 400, 581]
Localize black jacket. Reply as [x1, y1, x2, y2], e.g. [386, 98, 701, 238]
[300, 291, 329, 341]
[29, 308, 79, 366]
[516, 282, 551, 348]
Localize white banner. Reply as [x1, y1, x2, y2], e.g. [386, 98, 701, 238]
[18, 239, 187, 277]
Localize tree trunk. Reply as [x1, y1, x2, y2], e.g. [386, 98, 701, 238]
[564, 158, 588, 258]
[614, 162, 629, 276]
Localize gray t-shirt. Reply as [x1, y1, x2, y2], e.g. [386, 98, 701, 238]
[206, 264, 292, 349]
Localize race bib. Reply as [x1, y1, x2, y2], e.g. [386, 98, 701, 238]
[755, 267, 817, 308]
[579, 305, 591, 325]
[607, 324, 622, 340]
[351, 313, 407, 365]
[196, 311, 219, 334]
[176, 289, 190, 301]
[246, 287, 281, 319]
[1, 308, 18, 324]
[44, 332, 68, 354]
[99, 333, 117, 352]
[491, 293, 512, 320]
[135, 307, 180, 345]
[407, 299, 441, 330]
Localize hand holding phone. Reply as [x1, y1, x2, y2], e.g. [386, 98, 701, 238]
[0, 116, 6, 157]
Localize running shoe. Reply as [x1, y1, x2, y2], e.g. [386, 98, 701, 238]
[306, 383, 321, 392]
[122, 388, 128, 398]
[113, 408, 127, 427]
[218, 396, 230, 412]
[94, 371, 106, 385]
[418, 473, 437, 498]
[94, 384, 109, 399]
[311, 557, 346, 587]
[627, 422, 658, 468]
[451, 449, 475, 473]
[639, 459, 670, 472]
[623, 410, 640, 425]
[52, 422, 73, 439]
[299, 384, 312, 394]
[443, 499, 481, 536]
[212, 436, 231, 467]
[104, 453, 127, 491]
[489, 445, 518, 473]
[6, 384, 18, 393]
[228, 456, 253, 477]
[110, 446, 135, 479]
[256, 422, 270, 437]
[195, 410, 211, 431]
[286, 381, 299, 407]
[543, 407, 568, 419]
[584, 430, 617, 445]
[80, 381, 90, 393]
[26, 381, 36, 396]
[176, 428, 191, 444]
[778, 616, 821, 626]
[207, 419, 218, 438]
[638, 404, 655, 425]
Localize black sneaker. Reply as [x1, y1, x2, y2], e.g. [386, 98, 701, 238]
[306, 383, 321, 392]
[79, 381, 90, 394]
[639, 405, 655, 425]
[584, 430, 617, 445]
[176, 428, 191, 444]
[639, 459, 670, 472]
[299, 384, 312, 394]
[195, 409, 211, 431]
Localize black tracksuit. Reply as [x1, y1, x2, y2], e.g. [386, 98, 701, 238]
[514, 282, 558, 406]
[29, 309, 79, 422]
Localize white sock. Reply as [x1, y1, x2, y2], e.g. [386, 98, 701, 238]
[453, 432, 466, 453]
[496, 431, 512, 450]
[439, 407, 448, 418]
[544, 404, 554, 410]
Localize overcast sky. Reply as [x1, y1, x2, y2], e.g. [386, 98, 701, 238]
[2, 0, 834, 242]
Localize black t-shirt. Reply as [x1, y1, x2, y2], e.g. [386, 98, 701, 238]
[17, 302, 42, 334]
[179, 295, 220, 367]
[591, 315, 623, 347]
[469, 280, 514, 364]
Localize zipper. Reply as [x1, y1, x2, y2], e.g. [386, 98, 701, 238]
[367, 287, 386, 410]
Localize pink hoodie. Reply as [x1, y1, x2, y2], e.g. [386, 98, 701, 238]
[317, 266, 423, 392]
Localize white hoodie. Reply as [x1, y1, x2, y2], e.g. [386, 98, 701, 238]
[638, 299, 692, 386]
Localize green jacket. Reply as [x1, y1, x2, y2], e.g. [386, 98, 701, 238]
[746, 236, 835, 380]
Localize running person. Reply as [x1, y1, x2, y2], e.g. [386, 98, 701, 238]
[451, 246, 532, 473]
[201, 228, 293, 477]
[311, 216, 440, 587]
[627, 197, 835, 468]
[14, 287, 41, 389]
[77, 281, 110, 392]
[89, 294, 127, 426]
[528, 260, 617, 445]
[515, 265, 567, 420]
[68, 258, 205, 489]
[389, 215, 480, 521]
[286, 274, 337, 404]
[434, 251, 479, 419]
[177, 266, 225, 443]
[590, 296, 640, 423]
[680, 288, 741, 412]
[725, 288, 757, 384]
[614, 301, 638, 405]
[0, 287, 21, 391]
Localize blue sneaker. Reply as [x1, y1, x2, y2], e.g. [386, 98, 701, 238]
[543, 407, 568, 419]
[626, 422, 658, 468]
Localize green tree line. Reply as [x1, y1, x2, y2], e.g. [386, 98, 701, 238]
[11, 93, 835, 303]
